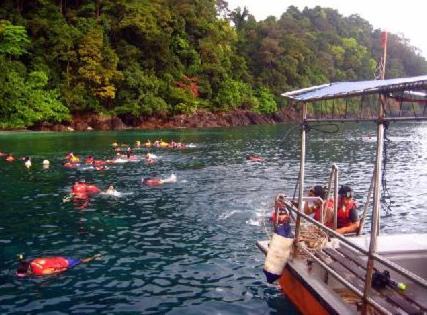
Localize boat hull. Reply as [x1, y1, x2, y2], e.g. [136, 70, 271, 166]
[279, 265, 331, 315]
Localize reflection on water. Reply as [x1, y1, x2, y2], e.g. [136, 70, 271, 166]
[0, 122, 426, 314]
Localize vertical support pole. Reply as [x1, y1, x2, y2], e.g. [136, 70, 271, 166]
[333, 166, 339, 230]
[381, 32, 387, 80]
[362, 95, 385, 314]
[294, 103, 307, 246]
[325, 166, 334, 199]
[357, 171, 375, 236]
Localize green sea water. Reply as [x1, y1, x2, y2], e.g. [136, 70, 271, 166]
[0, 122, 426, 314]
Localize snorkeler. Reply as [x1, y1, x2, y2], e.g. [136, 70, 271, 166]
[144, 153, 158, 164]
[42, 160, 50, 169]
[16, 253, 101, 277]
[5, 154, 15, 162]
[23, 156, 32, 168]
[142, 174, 177, 186]
[85, 155, 95, 164]
[71, 180, 101, 197]
[105, 184, 117, 195]
[246, 154, 264, 162]
[66, 152, 80, 163]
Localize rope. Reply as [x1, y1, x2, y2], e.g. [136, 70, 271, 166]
[296, 224, 328, 257]
[304, 122, 340, 134]
[381, 121, 392, 216]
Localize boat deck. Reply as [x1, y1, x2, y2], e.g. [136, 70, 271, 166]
[257, 237, 427, 314]
[318, 245, 426, 314]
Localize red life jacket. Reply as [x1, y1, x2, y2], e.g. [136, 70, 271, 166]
[143, 178, 162, 186]
[72, 183, 100, 195]
[313, 199, 334, 222]
[85, 185, 101, 194]
[271, 211, 288, 224]
[337, 198, 356, 228]
[30, 257, 69, 276]
[313, 198, 356, 228]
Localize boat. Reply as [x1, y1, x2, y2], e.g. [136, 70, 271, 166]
[256, 74, 427, 315]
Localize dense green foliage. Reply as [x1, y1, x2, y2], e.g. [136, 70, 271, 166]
[0, 1, 426, 128]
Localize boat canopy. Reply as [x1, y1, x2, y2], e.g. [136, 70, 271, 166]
[282, 75, 427, 103]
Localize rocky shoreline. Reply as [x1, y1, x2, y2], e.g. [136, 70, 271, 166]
[27, 107, 297, 132]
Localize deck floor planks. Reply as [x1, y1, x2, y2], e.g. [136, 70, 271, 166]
[336, 245, 427, 312]
[315, 251, 402, 315]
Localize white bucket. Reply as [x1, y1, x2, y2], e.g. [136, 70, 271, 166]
[264, 233, 294, 282]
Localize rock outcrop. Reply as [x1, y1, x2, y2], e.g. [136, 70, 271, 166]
[30, 106, 297, 131]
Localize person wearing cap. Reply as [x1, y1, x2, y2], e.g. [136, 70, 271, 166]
[305, 185, 359, 234]
[335, 185, 359, 234]
[16, 254, 100, 277]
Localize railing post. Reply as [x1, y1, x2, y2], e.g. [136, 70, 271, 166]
[294, 103, 307, 246]
[333, 165, 339, 230]
[362, 95, 385, 314]
[357, 170, 375, 235]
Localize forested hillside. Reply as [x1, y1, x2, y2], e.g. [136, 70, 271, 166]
[0, 0, 426, 129]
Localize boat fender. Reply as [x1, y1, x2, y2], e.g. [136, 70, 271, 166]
[263, 232, 294, 283]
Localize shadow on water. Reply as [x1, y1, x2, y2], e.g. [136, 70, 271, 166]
[1, 122, 426, 314]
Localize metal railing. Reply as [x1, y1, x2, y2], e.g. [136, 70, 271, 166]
[284, 198, 427, 314]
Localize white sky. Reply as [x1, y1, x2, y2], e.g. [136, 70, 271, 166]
[226, 0, 427, 59]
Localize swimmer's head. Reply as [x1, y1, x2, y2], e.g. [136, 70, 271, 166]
[16, 255, 31, 277]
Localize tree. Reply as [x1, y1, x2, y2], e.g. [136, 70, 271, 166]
[0, 20, 30, 56]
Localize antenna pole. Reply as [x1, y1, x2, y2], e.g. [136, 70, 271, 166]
[380, 31, 388, 80]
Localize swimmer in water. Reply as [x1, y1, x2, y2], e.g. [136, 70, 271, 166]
[5, 154, 15, 162]
[246, 154, 264, 162]
[142, 174, 177, 186]
[145, 152, 157, 164]
[85, 155, 95, 164]
[23, 156, 32, 168]
[66, 152, 80, 163]
[16, 253, 101, 277]
[105, 184, 117, 195]
[64, 180, 101, 208]
[42, 160, 50, 169]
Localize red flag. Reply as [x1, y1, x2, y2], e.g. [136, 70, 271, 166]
[380, 31, 388, 48]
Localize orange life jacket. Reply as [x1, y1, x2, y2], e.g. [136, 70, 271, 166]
[313, 199, 334, 222]
[30, 257, 69, 276]
[271, 211, 289, 224]
[314, 198, 356, 228]
[143, 178, 162, 186]
[337, 198, 357, 228]
[72, 183, 100, 195]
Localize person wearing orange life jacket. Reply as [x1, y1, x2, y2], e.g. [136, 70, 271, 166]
[71, 180, 101, 197]
[85, 155, 95, 164]
[304, 185, 332, 223]
[271, 195, 290, 225]
[16, 254, 100, 277]
[5, 153, 15, 162]
[335, 185, 359, 234]
[306, 185, 359, 234]
[270, 195, 293, 237]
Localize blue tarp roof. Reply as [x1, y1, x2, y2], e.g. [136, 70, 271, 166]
[282, 75, 427, 102]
